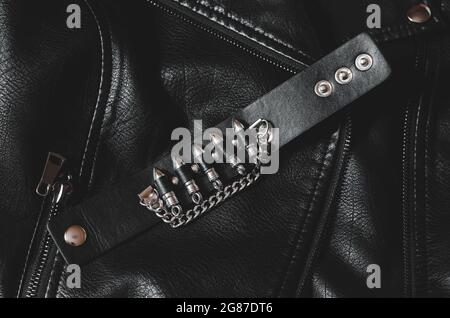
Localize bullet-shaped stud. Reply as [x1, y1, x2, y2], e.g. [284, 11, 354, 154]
[172, 155, 203, 204]
[210, 132, 246, 175]
[192, 144, 223, 190]
[232, 118, 246, 148]
[232, 118, 259, 164]
[153, 167, 182, 216]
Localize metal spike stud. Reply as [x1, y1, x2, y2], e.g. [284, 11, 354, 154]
[172, 155, 203, 204]
[192, 144, 223, 190]
[153, 167, 165, 180]
[232, 118, 246, 148]
[153, 167, 182, 216]
[210, 132, 246, 175]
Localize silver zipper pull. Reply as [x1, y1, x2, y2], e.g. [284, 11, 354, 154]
[35, 152, 66, 197]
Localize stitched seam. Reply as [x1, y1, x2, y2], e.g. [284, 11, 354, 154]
[411, 40, 434, 296]
[52, 0, 112, 298]
[78, 0, 110, 183]
[424, 100, 432, 295]
[412, 98, 421, 291]
[422, 43, 441, 295]
[294, 128, 344, 297]
[194, 0, 315, 60]
[174, 0, 315, 62]
[278, 136, 335, 295]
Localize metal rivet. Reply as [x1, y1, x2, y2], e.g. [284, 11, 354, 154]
[64, 225, 87, 247]
[191, 164, 200, 173]
[407, 4, 432, 24]
[355, 54, 373, 71]
[335, 67, 353, 85]
[314, 80, 333, 97]
[172, 176, 179, 185]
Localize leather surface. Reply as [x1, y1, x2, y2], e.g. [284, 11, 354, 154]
[51, 0, 341, 297]
[0, 0, 102, 297]
[0, 0, 450, 298]
[48, 33, 391, 266]
[424, 36, 450, 297]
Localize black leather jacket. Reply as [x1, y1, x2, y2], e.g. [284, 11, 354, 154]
[1, 0, 450, 298]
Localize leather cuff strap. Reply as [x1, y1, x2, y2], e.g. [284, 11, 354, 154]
[238, 33, 391, 148]
[48, 33, 391, 265]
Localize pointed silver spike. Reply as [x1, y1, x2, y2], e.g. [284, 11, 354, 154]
[232, 118, 245, 133]
[210, 132, 223, 145]
[192, 144, 204, 160]
[153, 167, 165, 180]
[171, 155, 185, 170]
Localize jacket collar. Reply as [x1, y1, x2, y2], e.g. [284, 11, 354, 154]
[168, 0, 446, 61]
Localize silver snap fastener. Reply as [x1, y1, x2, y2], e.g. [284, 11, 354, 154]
[171, 176, 179, 185]
[64, 225, 87, 247]
[355, 54, 373, 71]
[314, 80, 333, 97]
[335, 67, 353, 85]
[407, 4, 432, 24]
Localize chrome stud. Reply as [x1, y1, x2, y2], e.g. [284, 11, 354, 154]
[335, 67, 353, 85]
[407, 4, 432, 24]
[314, 80, 333, 98]
[355, 54, 373, 71]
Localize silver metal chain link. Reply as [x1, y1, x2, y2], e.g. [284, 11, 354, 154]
[145, 165, 261, 228]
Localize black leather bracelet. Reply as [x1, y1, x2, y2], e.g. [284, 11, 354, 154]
[48, 33, 391, 265]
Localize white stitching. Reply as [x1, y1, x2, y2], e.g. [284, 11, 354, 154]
[175, 0, 316, 62]
[78, 0, 109, 183]
[278, 133, 337, 295]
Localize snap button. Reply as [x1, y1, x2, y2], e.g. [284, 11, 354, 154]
[64, 225, 87, 247]
[314, 80, 333, 97]
[335, 67, 353, 85]
[407, 3, 432, 23]
[355, 54, 373, 71]
[191, 164, 200, 173]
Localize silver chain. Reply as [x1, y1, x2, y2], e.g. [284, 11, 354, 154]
[146, 165, 261, 228]
[140, 118, 271, 229]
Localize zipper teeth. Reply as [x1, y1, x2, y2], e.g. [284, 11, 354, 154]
[342, 118, 353, 159]
[147, 0, 301, 75]
[401, 42, 426, 298]
[24, 202, 61, 298]
[401, 105, 411, 297]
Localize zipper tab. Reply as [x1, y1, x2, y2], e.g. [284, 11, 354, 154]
[35, 152, 66, 197]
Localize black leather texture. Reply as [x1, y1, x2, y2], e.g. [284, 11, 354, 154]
[1, 0, 450, 298]
[47, 33, 391, 266]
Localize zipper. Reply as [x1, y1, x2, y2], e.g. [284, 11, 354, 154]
[17, 0, 111, 298]
[25, 179, 72, 298]
[401, 103, 413, 297]
[401, 40, 429, 298]
[294, 114, 353, 297]
[147, 0, 312, 75]
[19, 153, 73, 298]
